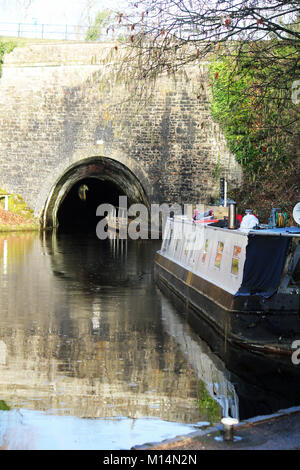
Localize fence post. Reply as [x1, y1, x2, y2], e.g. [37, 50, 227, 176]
[65, 24, 68, 40]
[17, 23, 21, 37]
[41, 24, 44, 39]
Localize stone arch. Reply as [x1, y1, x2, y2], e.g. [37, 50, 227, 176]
[42, 156, 150, 229]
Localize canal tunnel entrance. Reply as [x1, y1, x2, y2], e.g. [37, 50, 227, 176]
[57, 177, 124, 232]
[42, 157, 150, 232]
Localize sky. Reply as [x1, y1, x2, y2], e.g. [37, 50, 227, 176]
[0, 0, 127, 26]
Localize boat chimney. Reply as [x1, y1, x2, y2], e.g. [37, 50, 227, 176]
[228, 202, 237, 229]
[221, 417, 239, 441]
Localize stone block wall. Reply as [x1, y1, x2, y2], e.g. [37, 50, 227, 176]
[0, 42, 242, 220]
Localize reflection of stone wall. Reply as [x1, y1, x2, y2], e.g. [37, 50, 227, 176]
[0, 233, 203, 423]
[0, 43, 242, 218]
[0, 337, 199, 421]
[161, 298, 239, 420]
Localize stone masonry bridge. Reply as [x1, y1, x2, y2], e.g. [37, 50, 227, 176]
[0, 42, 242, 230]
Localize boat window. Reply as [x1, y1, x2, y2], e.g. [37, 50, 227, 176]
[215, 241, 224, 269]
[184, 242, 190, 258]
[162, 226, 173, 252]
[187, 234, 196, 265]
[231, 245, 241, 275]
[167, 227, 173, 247]
[202, 239, 209, 263]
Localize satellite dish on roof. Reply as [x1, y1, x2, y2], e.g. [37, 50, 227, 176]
[293, 202, 300, 225]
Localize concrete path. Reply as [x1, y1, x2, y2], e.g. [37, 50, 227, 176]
[133, 406, 300, 450]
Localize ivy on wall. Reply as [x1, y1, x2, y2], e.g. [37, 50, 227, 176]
[209, 48, 299, 179]
[208, 46, 300, 221]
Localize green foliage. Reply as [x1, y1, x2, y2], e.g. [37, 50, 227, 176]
[209, 47, 300, 221]
[0, 400, 10, 411]
[209, 47, 299, 179]
[86, 10, 114, 41]
[0, 39, 17, 75]
[197, 382, 221, 424]
[0, 188, 36, 220]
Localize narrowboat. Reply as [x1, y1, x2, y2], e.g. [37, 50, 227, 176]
[155, 211, 300, 356]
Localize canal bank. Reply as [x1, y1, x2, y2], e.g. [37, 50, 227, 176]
[134, 406, 300, 450]
[0, 207, 39, 231]
[0, 190, 39, 232]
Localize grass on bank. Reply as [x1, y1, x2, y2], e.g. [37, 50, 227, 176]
[0, 189, 39, 232]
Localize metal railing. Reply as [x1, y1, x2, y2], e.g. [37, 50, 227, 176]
[0, 22, 90, 41]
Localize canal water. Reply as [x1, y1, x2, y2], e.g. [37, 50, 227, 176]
[0, 231, 299, 450]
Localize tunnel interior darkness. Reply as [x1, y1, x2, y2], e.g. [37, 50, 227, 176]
[57, 177, 125, 232]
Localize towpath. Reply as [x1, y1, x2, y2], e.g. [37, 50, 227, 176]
[133, 406, 300, 450]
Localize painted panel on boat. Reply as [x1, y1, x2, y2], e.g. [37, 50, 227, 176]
[161, 218, 248, 295]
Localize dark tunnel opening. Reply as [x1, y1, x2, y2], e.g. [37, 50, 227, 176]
[57, 177, 125, 233]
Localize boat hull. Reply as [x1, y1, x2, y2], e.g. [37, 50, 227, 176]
[155, 252, 300, 356]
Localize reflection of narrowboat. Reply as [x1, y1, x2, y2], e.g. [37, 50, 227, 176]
[155, 215, 300, 355]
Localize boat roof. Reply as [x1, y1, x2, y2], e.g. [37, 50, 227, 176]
[173, 217, 300, 238]
[206, 224, 300, 237]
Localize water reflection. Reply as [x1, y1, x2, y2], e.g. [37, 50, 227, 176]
[0, 231, 231, 449]
[160, 299, 239, 420]
[1, 231, 299, 449]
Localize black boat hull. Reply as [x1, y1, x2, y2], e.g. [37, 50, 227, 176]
[155, 252, 300, 356]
